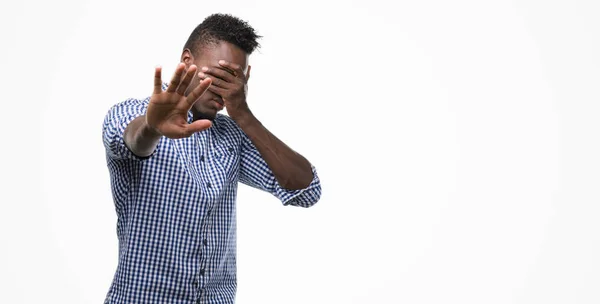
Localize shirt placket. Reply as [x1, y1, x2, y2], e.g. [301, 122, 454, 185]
[194, 130, 219, 303]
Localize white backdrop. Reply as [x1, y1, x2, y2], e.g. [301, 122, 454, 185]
[1, 0, 599, 303]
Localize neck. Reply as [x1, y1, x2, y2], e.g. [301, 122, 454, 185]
[192, 109, 216, 122]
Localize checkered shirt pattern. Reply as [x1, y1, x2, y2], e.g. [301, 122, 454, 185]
[101, 85, 321, 304]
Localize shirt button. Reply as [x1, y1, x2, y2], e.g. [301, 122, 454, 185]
[200, 269, 205, 276]
[206, 182, 211, 188]
[228, 147, 234, 152]
[200, 155, 204, 162]
[203, 239, 208, 245]
[207, 210, 211, 216]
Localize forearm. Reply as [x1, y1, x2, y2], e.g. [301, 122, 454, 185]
[123, 115, 162, 158]
[234, 111, 313, 190]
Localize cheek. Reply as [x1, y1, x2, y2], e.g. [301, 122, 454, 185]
[192, 90, 217, 111]
[186, 82, 216, 101]
[199, 89, 218, 100]
[184, 78, 200, 96]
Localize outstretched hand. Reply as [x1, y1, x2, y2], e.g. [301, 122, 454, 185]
[146, 63, 213, 139]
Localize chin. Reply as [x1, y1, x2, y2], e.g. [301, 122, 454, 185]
[192, 107, 218, 122]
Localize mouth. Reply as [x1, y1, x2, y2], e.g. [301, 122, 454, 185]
[213, 99, 224, 110]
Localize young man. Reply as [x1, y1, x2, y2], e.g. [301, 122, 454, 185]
[102, 14, 321, 304]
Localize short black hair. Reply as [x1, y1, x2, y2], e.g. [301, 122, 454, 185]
[183, 13, 261, 55]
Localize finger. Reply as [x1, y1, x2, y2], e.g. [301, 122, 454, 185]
[176, 65, 197, 95]
[185, 78, 212, 107]
[198, 72, 230, 89]
[154, 66, 163, 94]
[166, 63, 186, 93]
[183, 119, 212, 136]
[200, 66, 235, 84]
[207, 85, 227, 97]
[160, 119, 211, 139]
[218, 60, 245, 78]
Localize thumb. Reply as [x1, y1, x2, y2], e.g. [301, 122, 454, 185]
[182, 119, 212, 136]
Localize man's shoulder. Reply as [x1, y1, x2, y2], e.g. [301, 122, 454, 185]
[107, 96, 149, 111]
[214, 114, 246, 141]
[216, 114, 248, 132]
[102, 97, 150, 128]
[117, 96, 151, 107]
[215, 114, 237, 126]
[105, 97, 150, 115]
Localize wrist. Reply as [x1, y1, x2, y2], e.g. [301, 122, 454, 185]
[143, 115, 163, 138]
[229, 107, 255, 127]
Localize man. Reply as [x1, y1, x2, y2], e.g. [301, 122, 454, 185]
[102, 14, 321, 304]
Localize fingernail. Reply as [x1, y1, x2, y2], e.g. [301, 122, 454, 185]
[202, 67, 209, 71]
[219, 60, 226, 64]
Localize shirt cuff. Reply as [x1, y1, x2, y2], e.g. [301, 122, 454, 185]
[277, 165, 322, 208]
[108, 114, 157, 161]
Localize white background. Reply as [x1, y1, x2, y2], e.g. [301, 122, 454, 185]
[1, 0, 599, 303]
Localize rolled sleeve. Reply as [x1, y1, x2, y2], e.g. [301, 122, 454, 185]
[278, 165, 322, 207]
[238, 132, 322, 208]
[102, 98, 151, 161]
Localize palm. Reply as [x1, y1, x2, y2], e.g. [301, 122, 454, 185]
[146, 64, 212, 139]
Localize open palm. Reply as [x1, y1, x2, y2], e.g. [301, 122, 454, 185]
[146, 63, 212, 139]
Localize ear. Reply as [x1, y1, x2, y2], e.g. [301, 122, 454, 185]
[246, 65, 251, 81]
[181, 49, 194, 67]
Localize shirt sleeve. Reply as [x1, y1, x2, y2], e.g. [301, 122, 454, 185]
[102, 98, 153, 161]
[238, 131, 322, 208]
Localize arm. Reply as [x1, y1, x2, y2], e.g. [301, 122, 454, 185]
[233, 111, 313, 190]
[103, 98, 153, 160]
[200, 60, 321, 204]
[122, 115, 162, 158]
[104, 64, 213, 159]
[236, 120, 322, 207]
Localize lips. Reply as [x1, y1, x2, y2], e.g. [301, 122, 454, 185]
[213, 99, 224, 110]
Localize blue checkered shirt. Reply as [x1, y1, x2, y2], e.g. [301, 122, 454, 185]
[101, 89, 321, 304]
